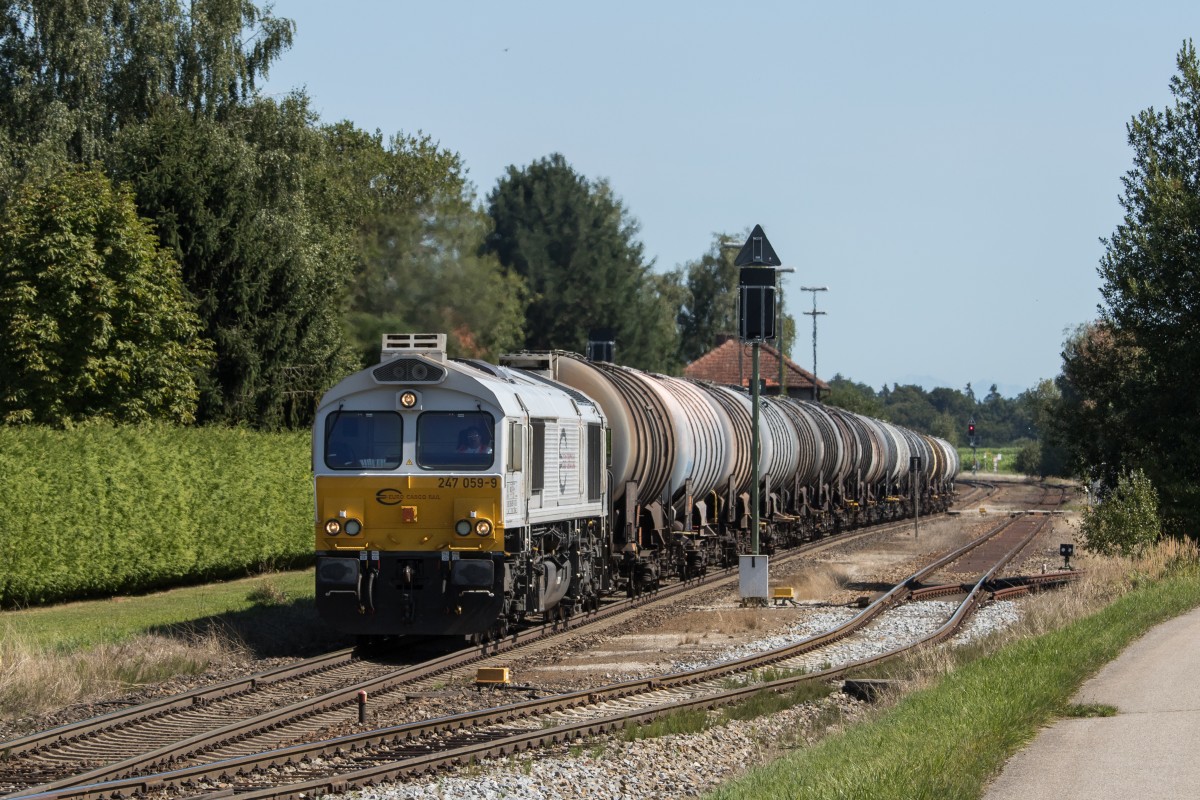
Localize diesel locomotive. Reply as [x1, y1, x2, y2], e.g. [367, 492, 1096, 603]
[312, 333, 959, 641]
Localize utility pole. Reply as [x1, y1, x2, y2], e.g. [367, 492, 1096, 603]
[799, 286, 828, 401]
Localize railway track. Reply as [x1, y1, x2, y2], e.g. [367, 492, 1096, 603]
[0, 510, 939, 798]
[7, 486, 1075, 800]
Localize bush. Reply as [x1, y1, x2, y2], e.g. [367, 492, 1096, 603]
[0, 424, 313, 607]
[1013, 441, 1041, 476]
[1079, 468, 1161, 557]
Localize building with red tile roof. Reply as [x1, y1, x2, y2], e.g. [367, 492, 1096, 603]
[683, 334, 829, 400]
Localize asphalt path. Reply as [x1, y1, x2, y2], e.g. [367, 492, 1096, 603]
[983, 605, 1200, 799]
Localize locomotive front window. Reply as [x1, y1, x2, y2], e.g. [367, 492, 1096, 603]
[417, 412, 495, 470]
[324, 411, 402, 470]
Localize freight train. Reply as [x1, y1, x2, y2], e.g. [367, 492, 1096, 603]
[312, 333, 959, 642]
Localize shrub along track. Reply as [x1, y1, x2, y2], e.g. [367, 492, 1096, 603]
[0, 508, 950, 798]
[6, 485, 1074, 800]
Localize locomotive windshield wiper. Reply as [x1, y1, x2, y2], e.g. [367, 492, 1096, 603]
[326, 402, 345, 443]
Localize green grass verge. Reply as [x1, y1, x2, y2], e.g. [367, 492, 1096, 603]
[0, 569, 318, 653]
[704, 570, 1200, 800]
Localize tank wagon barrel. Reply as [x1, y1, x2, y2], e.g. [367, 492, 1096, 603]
[309, 334, 958, 643]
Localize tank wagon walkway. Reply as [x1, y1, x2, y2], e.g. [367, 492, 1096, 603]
[983, 605, 1200, 799]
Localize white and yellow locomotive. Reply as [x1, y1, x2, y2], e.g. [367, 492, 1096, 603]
[313, 334, 609, 640]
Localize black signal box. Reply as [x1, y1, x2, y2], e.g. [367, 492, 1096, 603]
[739, 267, 776, 341]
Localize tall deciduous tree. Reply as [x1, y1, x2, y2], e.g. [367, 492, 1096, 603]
[110, 98, 357, 428]
[483, 153, 679, 372]
[1086, 40, 1200, 535]
[346, 191, 528, 365]
[320, 122, 527, 365]
[0, 0, 292, 171]
[677, 235, 740, 363]
[0, 166, 211, 424]
[1053, 323, 1149, 492]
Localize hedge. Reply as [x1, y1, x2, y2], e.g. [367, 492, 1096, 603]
[0, 424, 313, 607]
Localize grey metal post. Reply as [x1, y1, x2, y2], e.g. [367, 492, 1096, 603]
[751, 342, 761, 555]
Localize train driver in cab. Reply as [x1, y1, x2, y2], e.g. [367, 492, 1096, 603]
[457, 425, 492, 455]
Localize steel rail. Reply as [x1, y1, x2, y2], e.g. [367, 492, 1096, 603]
[14, 509, 1058, 800]
[0, 514, 930, 799]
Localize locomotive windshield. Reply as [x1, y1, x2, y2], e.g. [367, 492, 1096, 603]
[417, 411, 494, 470]
[324, 411, 402, 470]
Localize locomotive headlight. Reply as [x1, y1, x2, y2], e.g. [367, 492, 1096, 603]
[475, 519, 493, 537]
[399, 390, 419, 409]
[344, 518, 363, 536]
[324, 519, 342, 535]
[454, 519, 472, 536]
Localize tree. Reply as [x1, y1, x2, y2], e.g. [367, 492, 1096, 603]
[0, 166, 211, 425]
[825, 375, 886, 418]
[319, 123, 526, 365]
[1079, 468, 1161, 557]
[677, 235, 739, 363]
[0, 0, 293, 198]
[110, 98, 357, 428]
[483, 153, 679, 371]
[346, 191, 528, 365]
[1052, 323, 1148, 486]
[1022, 379, 1070, 479]
[1078, 40, 1200, 536]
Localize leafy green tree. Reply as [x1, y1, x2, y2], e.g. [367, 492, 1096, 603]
[0, 167, 211, 424]
[677, 235, 739, 363]
[0, 0, 293, 194]
[882, 384, 936, 431]
[1012, 441, 1041, 476]
[483, 153, 679, 371]
[1060, 40, 1200, 535]
[1079, 468, 1161, 557]
[1018, 379, 1070, 477]
[110, 98, 357, 428]
[825, 375, 886, 418]
[319, 123, 526, 365]
[346, 191, 528, 365]
[1052, 323, 1148, 486]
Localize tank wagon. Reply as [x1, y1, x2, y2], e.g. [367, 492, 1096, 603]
[313, 334, 958, 642]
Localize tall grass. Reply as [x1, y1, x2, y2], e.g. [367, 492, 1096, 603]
[0, 625, 244, 720]
[0, 571, 349, 724]
[0, 424, 312, 606]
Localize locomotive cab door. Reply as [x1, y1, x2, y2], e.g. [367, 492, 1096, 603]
[504, 418, 531, 548]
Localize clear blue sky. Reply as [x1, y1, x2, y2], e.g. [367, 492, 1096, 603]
[261, 1, 1200, 398]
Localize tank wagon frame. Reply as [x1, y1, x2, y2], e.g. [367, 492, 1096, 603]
[312, 334, 959, 642]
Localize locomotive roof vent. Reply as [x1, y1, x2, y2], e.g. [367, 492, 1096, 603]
[499, 352, 556, 377]
[381, 333, 447, 364]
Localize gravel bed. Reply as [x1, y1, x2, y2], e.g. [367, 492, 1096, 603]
[323, 598, 1022, 800]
